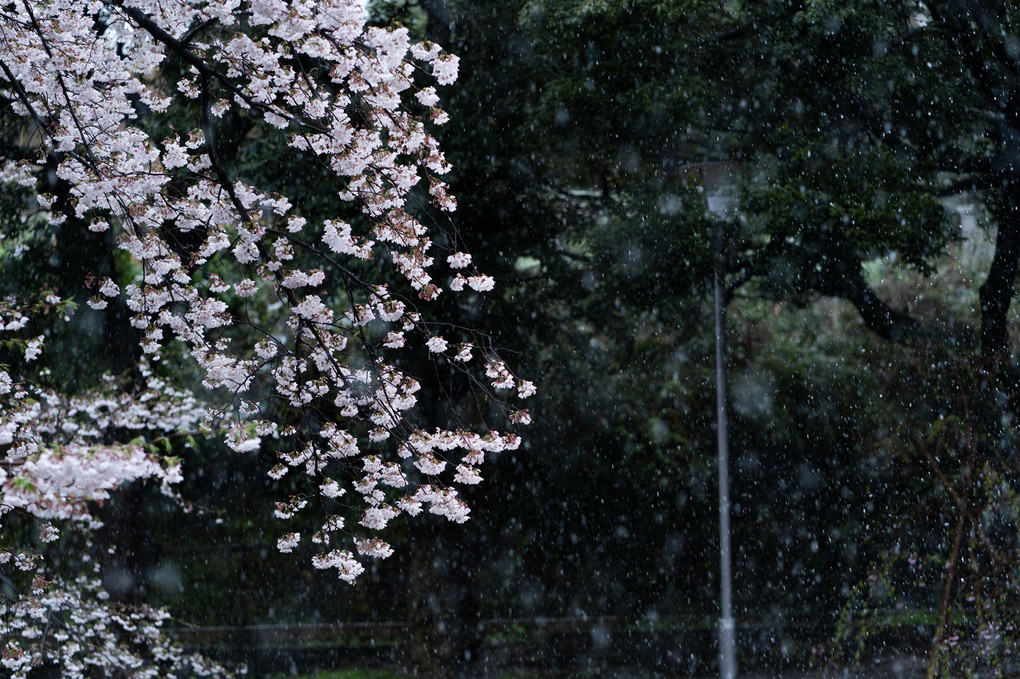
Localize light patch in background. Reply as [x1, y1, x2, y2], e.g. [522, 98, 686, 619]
[731, 370, 775, 419]
[150, 561, 184, 594]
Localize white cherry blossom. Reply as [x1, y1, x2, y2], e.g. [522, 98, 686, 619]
[0, 5, 533, 673]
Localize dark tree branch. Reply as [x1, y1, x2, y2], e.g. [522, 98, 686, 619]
[715, 23, 753, 42]
[723, 268, 753, 304]
[889, 26, 927, 51]
[180, 17, 218, 47]
[940, 152, 994, 175]
[104, 0, 281, 121]
[816, 261, 974, 350]
[822, 268, 926, 344]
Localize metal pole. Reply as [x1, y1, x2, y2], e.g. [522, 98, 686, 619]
[714, 224, 737, 679]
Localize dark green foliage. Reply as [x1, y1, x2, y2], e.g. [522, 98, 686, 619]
[430, 0, 1020, 672]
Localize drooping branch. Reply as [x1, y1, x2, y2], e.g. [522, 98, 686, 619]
[0, 0, 527, 595]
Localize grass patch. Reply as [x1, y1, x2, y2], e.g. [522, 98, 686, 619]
[279, 670, 406, 679]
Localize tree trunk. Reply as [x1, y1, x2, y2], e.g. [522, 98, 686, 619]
[978, 180, 1020, 365]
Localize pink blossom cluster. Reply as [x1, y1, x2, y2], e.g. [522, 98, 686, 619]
[0, 0, 531, 610]
[0, 575, 233, 679]
[0, 338, 202, 526]
[0, 335, 205, 674]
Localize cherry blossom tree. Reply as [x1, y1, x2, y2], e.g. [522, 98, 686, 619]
[0, 0, 530, 674]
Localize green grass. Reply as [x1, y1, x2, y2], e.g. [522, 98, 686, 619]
[279, 670, 406, 679]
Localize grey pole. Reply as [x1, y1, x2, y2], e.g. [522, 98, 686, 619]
[714, 224, 737, 679]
